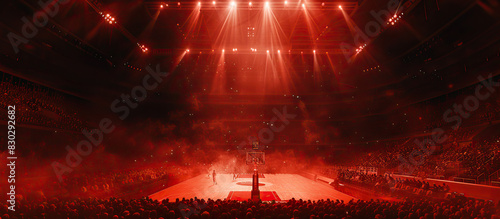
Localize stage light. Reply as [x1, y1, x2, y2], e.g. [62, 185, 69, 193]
[230, 1, 236, 6]
[213, 1, 216, 4]
[222, 49, 225, 52]
[265, 1, 269, 7]
[338, 5, 342, 9]
[198, 2, 201, 6]
[138, 44, 148, 53]
[178, 2, 180, 6]
[160, 4, 163, 8]
[249, 2, 252, 6]
[104, 14, 116, 24]
[302, 3, 305, 8]
[186, 49, 190, 52]
[355, 44, 367, 54]
[313, 50, 316, 53]
[266, 50, 269, 53]
[284, 1, 287, 4]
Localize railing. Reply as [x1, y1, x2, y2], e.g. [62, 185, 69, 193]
[453, 177, 476, 184]
[489, 169, 500, 186]
[476, 172, 488, 184]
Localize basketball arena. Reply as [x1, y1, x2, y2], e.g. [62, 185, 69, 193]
[1, 0, 500, 218]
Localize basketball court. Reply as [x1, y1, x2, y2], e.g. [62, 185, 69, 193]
[149, 174, 356, 202]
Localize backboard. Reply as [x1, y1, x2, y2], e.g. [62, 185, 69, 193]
[246, 151, 265, 165]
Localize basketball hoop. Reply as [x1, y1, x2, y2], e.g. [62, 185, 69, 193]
[244, 142, 265, 201]
[246, 151, 265, 165]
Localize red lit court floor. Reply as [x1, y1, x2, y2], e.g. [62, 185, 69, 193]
[227, 191, 281, 201]
[149, 174, 356, 202]
[237, 173, 265, 178]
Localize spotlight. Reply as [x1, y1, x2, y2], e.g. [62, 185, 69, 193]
[302, 3, 305, 8]
[222, 49, 225, 52]
[338, 5, 342, 9]
[104, 14, 116, 24]
[265, 1, 269, 7]
[284, 0, 287, 4]
[138, 44, 148, 53]
[213, 1, 216, 4]
[160, 4, 163, 8]
[198, 2, 201, 6]
[266, 50, 269, 53]
[249, 2, 252, 6]
[278, 50, 280, 53]
[313, 50, 316, 53]
[230, 1, 235, 6]
[186, 49, 190, 52]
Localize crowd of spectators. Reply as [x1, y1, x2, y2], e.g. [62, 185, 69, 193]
[58, 167, 184, 198]
[337, 123, 500, 183]
[0, 73, 88, 132]
[336, 170, 450, 199]
[454, 141, 500, 179]
[2, 194, 498, 219]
